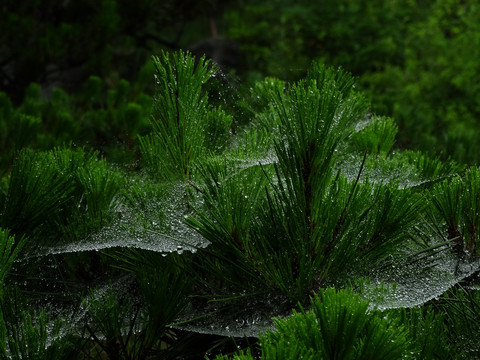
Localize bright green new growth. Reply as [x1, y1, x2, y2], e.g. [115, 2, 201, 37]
[214, 288, 455, 360]
[140, 50, 232, 180]
[214, 288, 411, 360]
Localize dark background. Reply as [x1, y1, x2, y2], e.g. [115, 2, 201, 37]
[2, 0, 480, 168]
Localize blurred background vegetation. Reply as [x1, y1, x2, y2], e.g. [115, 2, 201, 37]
[1, 0, 480, 169]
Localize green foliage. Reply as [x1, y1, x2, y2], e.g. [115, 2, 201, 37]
[214, 350, 254, 360]
[120, 178, 171, 231]
[216, 288, 411, 360]
[124, 251, 193, 349]
[225, 0, 480, 164]
[361, 0, 480, 163]
[6, 1, 480, 358]
[82, 251, 193, 359]
[0, 83, 76, 162]
[3, 309, 72, 360]
[0, 307, 5, 357]
[187, 64, 428, 306]
[350, 116, 398, 156]
[0, 229, 26, 297]
[80, 75, 152, 163]
[214, 289, 456, 360]
[0, 148, 125, 248]
[186, 160, 268, 292]
[189, 65, 371, 300]
[0, 149, 76, 240]
[204, 108, 233, 154]
[140, 50, 232, 180]
[76, 160, 125, 228]
[2, 45, 480, 358]
[225, 0, 419, 80]
[440, 287, 480, 358]
[429, 166, 480, 259]
[54, 148, 125, 242]
[1, 0, 218, 102]
[0, 92, 41, 174]
[5, 0, 480, 164]
[0, 74, 152, 173]
[393, 306, 453, 360]
[267, 63, 367, 185]
[81, 286, 139, 359]
[401, 151, 464, 182]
